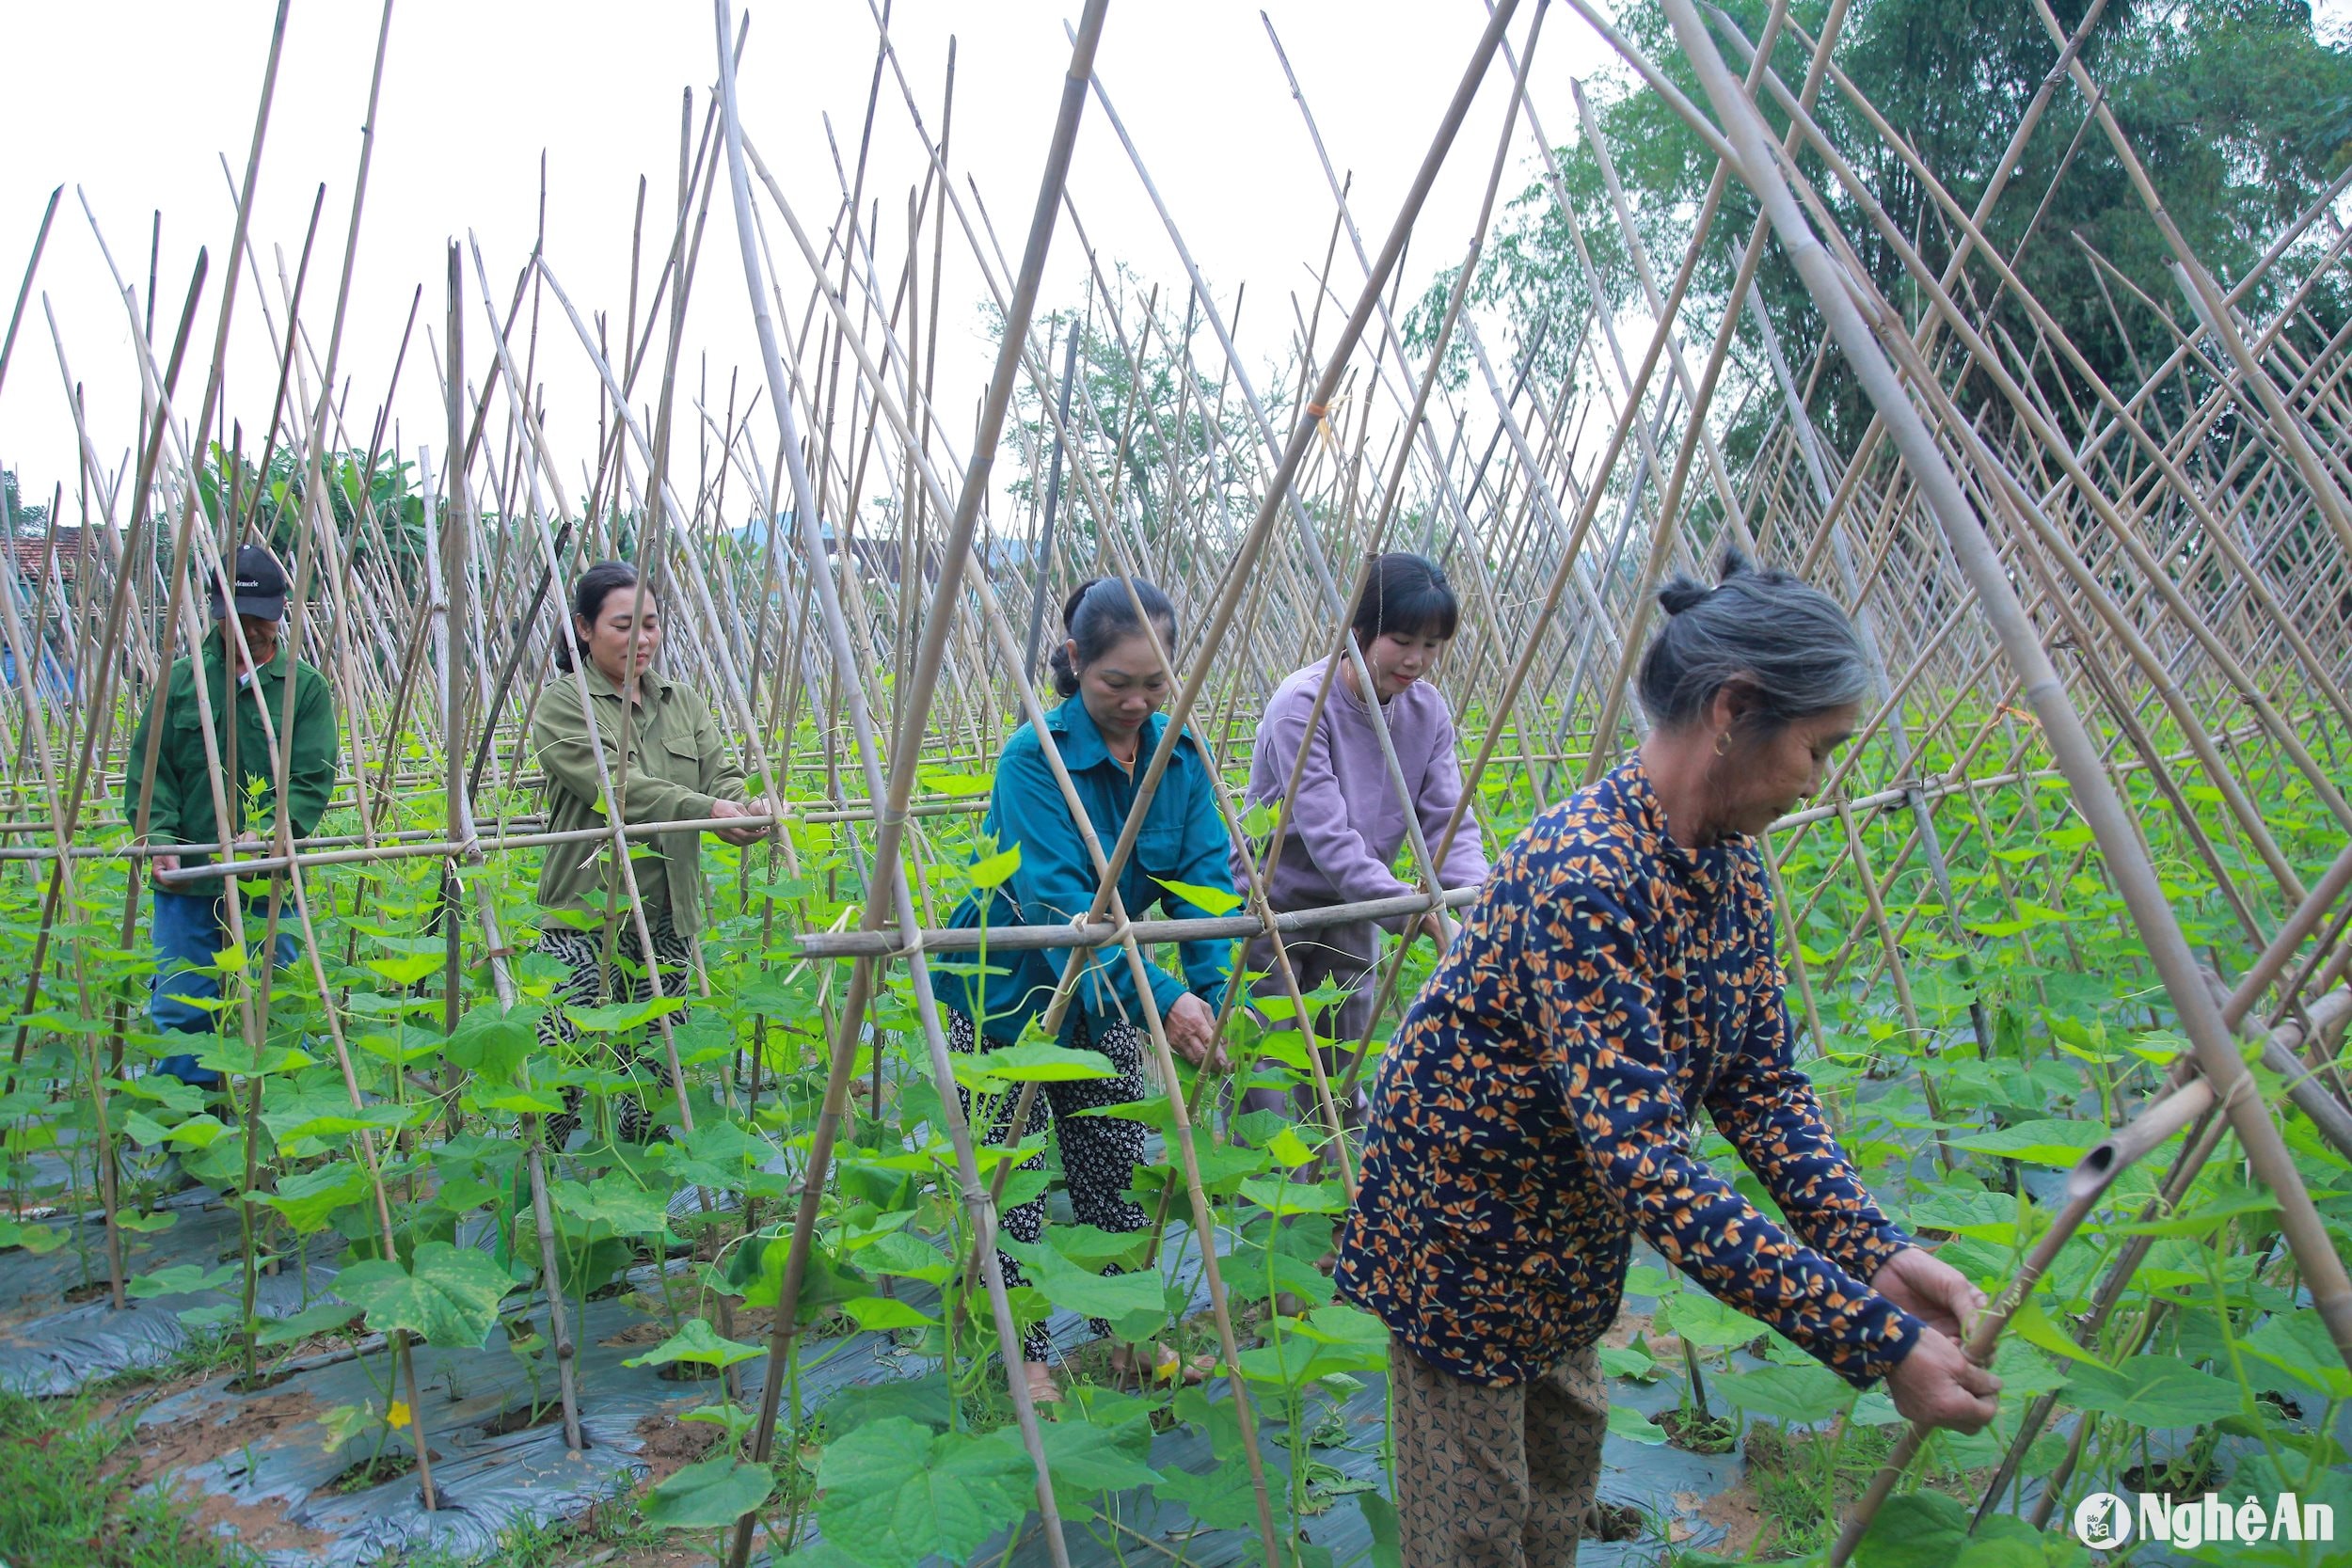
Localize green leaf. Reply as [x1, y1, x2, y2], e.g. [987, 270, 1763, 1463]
[1291, 1303, 1389, 1351]
[965, 845, 1022, 891]
[737, 1238, 868, 1318]
[918, 768, 995, 797]
[335, 1240, 514, 1349]
[816, 1418, 1033, 1565]
[127, 1262, 237, 1299]
[1717, 1362, 1850, 1424]
[854, 1229, 953, 1287]
[120, 1109, 172, 1148]
[262, 1161, 371, 1235]
[1663, 1291, 1766, 1350]
[2096, 1186, 2279, 1239]
[1606, 1403, 1668, 1445]
[642, 1454, 774, 1530]
[0, 1220, 64, 1255]
[1362, 1490, 1403, 1568]
[2006, 1295, 2106, 1369]
[1598, 1345, 1657, 1382]
[2244, 1308, 2352, 1400]
[1154, 1456, 1270, 1530]
[550, 1174, 670, 1237]
[163, 1114, 231, 1150]
[623, 1317, 766, 1370]
[363, 952, 441, 987]
[445, 1003, 540, 1084]
[1853, 1490, 1969, 1568]
[262, 1091, 414, 1146]
[564, 996, 687, 1033]
[188, 1038, 316, 1078]
[256, 1300, 362, 1347]
[842, 1295, 940, 1332]
[1947, 1119, 2112, 1168]
[1023, 1418, 1162, 1520]
[965, 1039, 1118, 1084]
[1236, 1174, 1347, 1214]
[1264, 1127, 1319, 1168]
[1002, 1238, 1166, 1342]
[1152, 876, 1243, 916]
[2062, 1354, 2241, 1428]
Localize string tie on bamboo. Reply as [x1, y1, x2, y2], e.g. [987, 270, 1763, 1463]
[1086, 909, 1133, 951]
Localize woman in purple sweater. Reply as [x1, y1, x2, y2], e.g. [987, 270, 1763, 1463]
[1233, 553, 1489, 1134]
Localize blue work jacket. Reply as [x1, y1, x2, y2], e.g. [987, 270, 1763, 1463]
[946, 696, 1237, 1045]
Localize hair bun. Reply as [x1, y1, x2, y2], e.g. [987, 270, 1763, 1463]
[1061, 578, 1104, 633]
[1658, 577, 1711, 616]
[1715, 545, 1756, 584]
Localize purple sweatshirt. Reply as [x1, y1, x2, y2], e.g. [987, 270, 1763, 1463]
[1232, 662, 1488, 928]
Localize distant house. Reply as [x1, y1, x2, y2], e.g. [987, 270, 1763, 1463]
[1, 528, 88, 588]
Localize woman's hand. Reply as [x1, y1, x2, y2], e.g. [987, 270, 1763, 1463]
[708, 798, 771, 847]
[1163, 992, 1228, 1072]
[1883, 1324, 2002, 1433]
[1873, 1245, 1999, 1432]
[1871, 1245, 1985, 1343]
[1415, 910, 1451, 948]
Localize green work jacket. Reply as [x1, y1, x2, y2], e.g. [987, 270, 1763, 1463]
[123, 639, 339, 866]
[530, 663, 747, 939]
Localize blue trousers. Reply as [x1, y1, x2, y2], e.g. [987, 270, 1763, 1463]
[150, 888, 299, 1088]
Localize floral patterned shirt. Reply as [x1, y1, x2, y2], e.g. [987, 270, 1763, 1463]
[1335, 754, 1922, 1388]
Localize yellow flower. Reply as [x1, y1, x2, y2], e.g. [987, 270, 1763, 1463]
[386, 1401, 412, 1430]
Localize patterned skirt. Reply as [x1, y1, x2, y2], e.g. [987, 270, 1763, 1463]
[534, 913, 695, 1150]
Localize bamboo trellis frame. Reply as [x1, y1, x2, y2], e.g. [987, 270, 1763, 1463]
[0, 0, 2347, 1558]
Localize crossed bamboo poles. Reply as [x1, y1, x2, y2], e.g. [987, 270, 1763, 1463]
[0, 0, 2349, 1559]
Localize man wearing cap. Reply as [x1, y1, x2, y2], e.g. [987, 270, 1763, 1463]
[124, 545, 339, 1088]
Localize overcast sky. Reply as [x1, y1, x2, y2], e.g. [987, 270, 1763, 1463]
[0, 1, 1631, 522]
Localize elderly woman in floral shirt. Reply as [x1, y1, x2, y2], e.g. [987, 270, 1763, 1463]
[1336, 552, 1999, 1567]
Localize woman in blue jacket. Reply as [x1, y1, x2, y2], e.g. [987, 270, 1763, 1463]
[947, 577, 1235, 1402]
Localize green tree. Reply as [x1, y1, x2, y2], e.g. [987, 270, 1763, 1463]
[1411, 0, 2352, 453]
[0, 467, 50, 534]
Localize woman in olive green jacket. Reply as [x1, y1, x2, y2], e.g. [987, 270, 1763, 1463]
[532, 561, 767, 1148]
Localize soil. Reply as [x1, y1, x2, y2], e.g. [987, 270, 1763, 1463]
[185, 1487, 339, 1559]
[598, 1317, 674, 1348]
[630, 1412, 718, 1488]
[1583, 1500, 1645, 1542]
[126, 1389, 338, 1559]
[1600, 1309, 1659, 1351]
[1687, 1481, 1778, 1557]
[129, 1388, 322, 1487]
[478, 1399, 572, 1439]
[611, 1542, 729, 1568]
[317, 1447, 439, 1497]
[63, 1278, 113, 1305]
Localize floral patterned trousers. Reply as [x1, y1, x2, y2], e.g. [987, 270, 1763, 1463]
[1388, 1336, 1607, 1567]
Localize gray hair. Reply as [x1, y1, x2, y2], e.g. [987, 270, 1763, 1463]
[1637, 548, 1868, 735]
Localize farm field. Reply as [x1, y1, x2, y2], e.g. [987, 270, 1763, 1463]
[2, 2, 2351, 1566]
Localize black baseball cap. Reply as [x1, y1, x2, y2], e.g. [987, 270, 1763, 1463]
[209, 545, 289, 621]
